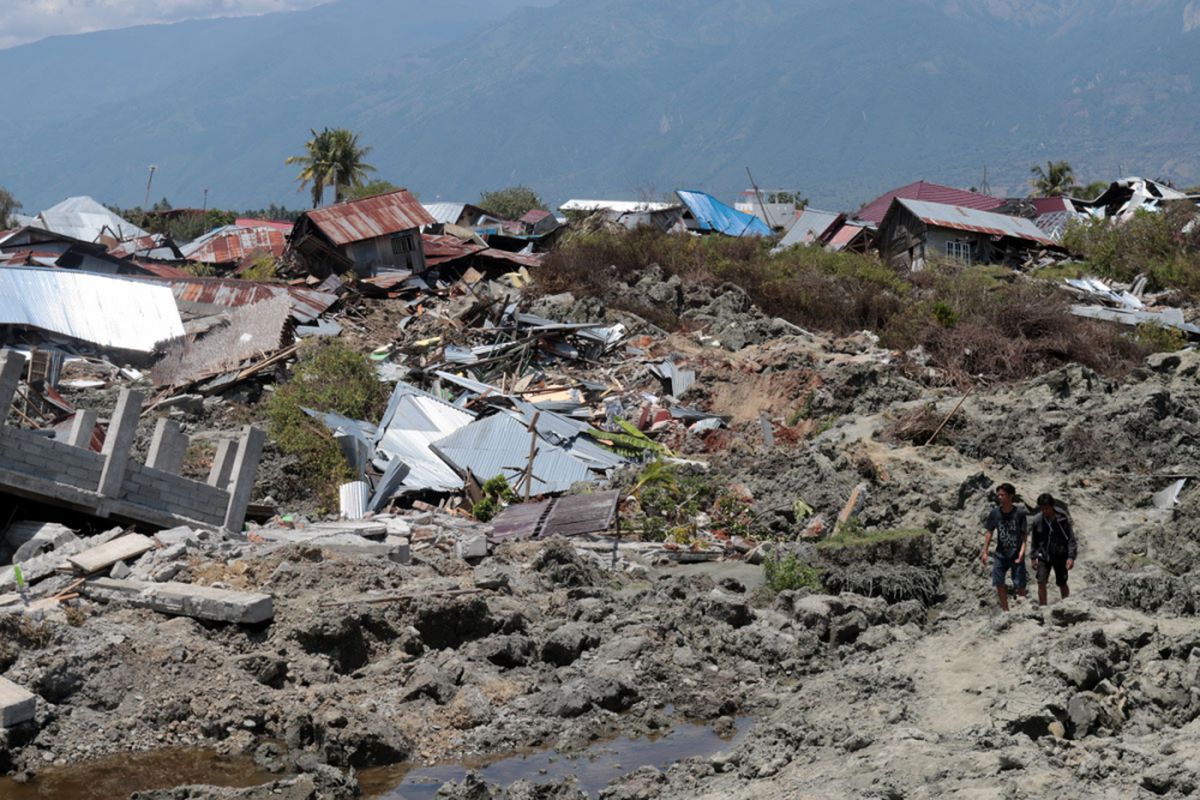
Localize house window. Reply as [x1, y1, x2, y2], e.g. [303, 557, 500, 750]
[946, 240, 972, 265]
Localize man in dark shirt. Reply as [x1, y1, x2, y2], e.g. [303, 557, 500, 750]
[980, 482, 1028, 612]
[1030, 492, 1077, 606]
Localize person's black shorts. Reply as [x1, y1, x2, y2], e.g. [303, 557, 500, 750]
[1036, 558, 1069, 586]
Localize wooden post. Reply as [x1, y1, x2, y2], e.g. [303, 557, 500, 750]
[0, 350, 25, 427]
[146, 418, 188, 474]
[65, 409, 97, 448]
[223, 426, 265, 533]
[207, 439, 238, 487]
[97, 389, 143, 498]
[522, 411, 541, 501]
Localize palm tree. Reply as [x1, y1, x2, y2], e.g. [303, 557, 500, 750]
[286, 128, 333, 208]
[1029, 160, 1078, 197]
[325, 128, 376, 203]
[285, 128, 376, 207]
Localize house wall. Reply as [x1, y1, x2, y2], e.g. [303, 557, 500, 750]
[877, 207, 928, 271]
[342, 228, 427, 275]
[925, 228, 990, 266]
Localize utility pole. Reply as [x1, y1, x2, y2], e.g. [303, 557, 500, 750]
[144, 165, 158, 209]
[202, 187, 209, 215]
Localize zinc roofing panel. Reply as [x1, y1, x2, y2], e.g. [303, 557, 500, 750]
[897, 199, 1060, 246]
[422, 202, 467, 225]
[431, 413, 595, 495]
[181, 225, 287, 263]
[559, 199, 676, 213]
[35, 196, 147, 242]
[775, 208, 841, 250]
[304, 190, 435, 246]
[0, 266, 183, 352]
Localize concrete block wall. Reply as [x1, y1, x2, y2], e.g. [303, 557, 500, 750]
[0, 425, 104, 487]
[121, 462, 229, 528]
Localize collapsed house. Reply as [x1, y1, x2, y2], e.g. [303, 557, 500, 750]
[0, 227, 164, 276]
[1073, 176, 1200, 221]
[772, 207, 842, 253]
[675, 189, 771, 237]
[876, 198, 1062, 270]
[558, 199, 685, 232]
[180, 222, 289, 269]
[17, 196, 147, 245]
[289, 189, 435, 277]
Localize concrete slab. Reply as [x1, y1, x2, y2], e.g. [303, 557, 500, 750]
[0, 527, 125, 590]
[66, 533, 155, 575]
[85, 577, 273, 624]
[0, 676, 36, 727]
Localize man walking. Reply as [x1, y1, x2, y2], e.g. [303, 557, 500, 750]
[1030, 492, 1077, 605]
[981, 483, 1028, 611]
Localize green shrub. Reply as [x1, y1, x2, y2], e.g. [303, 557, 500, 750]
[240, 253, 279, 282]
[1134, 322, 1187, 353]
[265, 340, 388, 510]
[763, 554, 822, 593]
[472, 497, 497, 522]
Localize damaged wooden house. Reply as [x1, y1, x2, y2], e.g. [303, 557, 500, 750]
[875, 197, 1063, 270]
[288, 189, 436, 277]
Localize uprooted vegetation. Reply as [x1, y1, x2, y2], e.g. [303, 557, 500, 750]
[540, 228, 1150, 386]
[265, 339, 389, 510]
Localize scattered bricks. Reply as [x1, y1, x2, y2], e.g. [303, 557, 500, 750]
[84, 577, 273, 624]
[0, 676, 36, 727]
[66, 533, 155, 575]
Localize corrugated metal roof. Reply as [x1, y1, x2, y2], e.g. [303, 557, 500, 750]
[303, 190, 435, 246]
[520, 209, 553, 223]
[490, 490, 620, 542]
[856, 181, 1004, 225]
[825, 222, 868, 251]
[559, 199, 676, 213]
[376, 395, 474, 492]
[896, 199, 1060, 246]
[675, 190, 771, 237]
[34, 196, 147, 242]
[234, 218, 293, 232]
[774, 208, 841, 251]
[431, 412, 595, 496]
[151, 276, 337, 323]
[181, 225, 288, 264]
[0, 266, 183, 352]
[422, 202, 467, 225]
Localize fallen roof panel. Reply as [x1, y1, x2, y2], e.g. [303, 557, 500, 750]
[490, 490, 620, 542]
[0, 266, 184, 352]
[181, 225, 288, 264]
[150, 276, 337, 323]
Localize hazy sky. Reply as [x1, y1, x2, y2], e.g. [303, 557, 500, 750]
[0, 0, 329, 49]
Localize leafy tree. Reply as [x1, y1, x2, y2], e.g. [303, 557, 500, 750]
[0, 186, 22, 227]
[285, 127, 376, 207]
[1029, 160, 1078, 197]
[479, 185, 545, 220]
[343, 179, 401, 202]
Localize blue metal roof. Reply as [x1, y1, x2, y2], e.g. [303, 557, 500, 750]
[675, 190, 771, 237]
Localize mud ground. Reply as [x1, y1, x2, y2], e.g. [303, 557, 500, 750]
[3, 287, 1200, 799]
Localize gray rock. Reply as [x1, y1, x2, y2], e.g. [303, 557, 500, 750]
[541, 623, 599, 667]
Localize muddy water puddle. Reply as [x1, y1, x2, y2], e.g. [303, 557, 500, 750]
[0, 747, 276, 799]
[361, 716, 753, 799]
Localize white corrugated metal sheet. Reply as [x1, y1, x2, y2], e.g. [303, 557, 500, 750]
[559, 199, 677, 213]
[773, 208, 841, 252]
[0, 266, 184, 352]
[422, 202, 467, 225]
[373, 383, 474, 493]
[34, 196, 147, 243]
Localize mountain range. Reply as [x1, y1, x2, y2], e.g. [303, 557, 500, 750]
[1, 0, 1197, 214]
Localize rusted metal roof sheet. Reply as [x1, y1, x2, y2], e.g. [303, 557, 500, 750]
[490, 490, 620, 542]
[147, 276, 337, 323]
[857, 181, 1004, 225]
[897, 199, 1060, 246]
[235, 217, 293, 232]
[181, 225, 288, 264]
[824, 222, 868, 251]
[302, 190, 435, 247]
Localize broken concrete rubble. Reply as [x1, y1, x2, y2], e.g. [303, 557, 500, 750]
[83, 577, 273, 624]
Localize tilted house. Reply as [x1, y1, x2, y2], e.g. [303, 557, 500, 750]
[290, 190, 435, 276]
[876, 198, 1062, 271]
